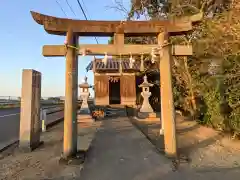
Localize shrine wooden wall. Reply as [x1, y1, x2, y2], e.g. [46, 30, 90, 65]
[120, 75, 136, 105]
[94, 75, 109, 105]
[94, 74, 136, 106]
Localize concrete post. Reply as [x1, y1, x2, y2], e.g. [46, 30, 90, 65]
[158, 32, 177, 158]
[63, 30, 78, 159]
[19, 69, 42, 151]
[41, 109, 47, 132]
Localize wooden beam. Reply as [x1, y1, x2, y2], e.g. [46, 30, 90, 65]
[42, 44, 192, 56]
[42, 45, 66, 57]
[31, 11, 193, 36]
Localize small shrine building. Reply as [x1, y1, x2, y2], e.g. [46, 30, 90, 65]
[86, 58, 158, 106]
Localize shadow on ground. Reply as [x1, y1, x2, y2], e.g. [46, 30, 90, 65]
[80, 107, 240, 179]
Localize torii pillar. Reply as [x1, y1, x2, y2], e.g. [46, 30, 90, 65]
[62, 30, 79, 159]
[158, 32, 177, 158]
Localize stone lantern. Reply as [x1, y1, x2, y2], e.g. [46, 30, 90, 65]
[78, 76, 93, 123]
[79, 76, 90, 113]
[138, 75, 154, 113]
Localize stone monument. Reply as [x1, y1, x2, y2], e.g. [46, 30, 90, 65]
[19, 69, 43, 151]
[77, 77, 94, 123]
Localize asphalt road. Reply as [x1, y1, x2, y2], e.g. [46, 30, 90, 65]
[0, 106, 63, 151]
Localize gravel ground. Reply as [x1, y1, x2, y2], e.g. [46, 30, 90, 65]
[0, 123, 82, 180]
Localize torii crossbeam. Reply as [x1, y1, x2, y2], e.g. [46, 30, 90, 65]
[42, 44, 192, 56]
[30, 11, 201, 160]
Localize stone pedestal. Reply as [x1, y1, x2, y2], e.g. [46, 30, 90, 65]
[79, 92, 90, 114]
[140, 91, 153, 113]
[19, 69, 42, 152]
[137, 112, 157, 120]
[77, 114, 94, 123]
[148, 112, 156, 118]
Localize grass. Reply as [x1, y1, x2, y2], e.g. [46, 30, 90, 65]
[0, 104, 20, 109]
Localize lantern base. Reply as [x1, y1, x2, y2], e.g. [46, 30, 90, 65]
[136, 112, 160, 122]
[137, 112, 155, 119]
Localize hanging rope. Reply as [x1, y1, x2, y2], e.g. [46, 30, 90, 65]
[64, 39, 171, 72]
[63, 41, 170, 56]
[129, 52, 135, 69]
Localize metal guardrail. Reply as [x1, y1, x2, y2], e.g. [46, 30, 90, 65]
[0, 103, 64, 108]
[40, 106, 64, 132]
[40, 99, 95, 131]
[0, 102, 20, 105]
[0, 101, 64, 105]
[0, 104, 65, 152]
[41, 104, 64, 110]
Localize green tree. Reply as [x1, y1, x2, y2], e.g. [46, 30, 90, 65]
[113, 0, 240, 135]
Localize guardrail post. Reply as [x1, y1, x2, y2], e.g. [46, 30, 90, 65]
[41, 109, 47, 132]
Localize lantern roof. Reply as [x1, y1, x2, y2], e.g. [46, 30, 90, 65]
[138, 75, 153, 87]
[79, 76, 90, 88]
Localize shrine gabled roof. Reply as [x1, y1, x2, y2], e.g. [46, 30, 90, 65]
[86, 59, 140, 72]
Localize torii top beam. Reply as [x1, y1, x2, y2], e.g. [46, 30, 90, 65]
[30, 11, 201, 36]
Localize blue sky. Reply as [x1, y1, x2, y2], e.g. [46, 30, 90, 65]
[0, 0, 130, 98]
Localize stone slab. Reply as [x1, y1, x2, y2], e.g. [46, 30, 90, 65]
[145, 118, 160, 122]
[148, 112, 156, 118]
[77, 121, 101, 153]
[134, 116, 161, 122]
[77, 114, 94, 123]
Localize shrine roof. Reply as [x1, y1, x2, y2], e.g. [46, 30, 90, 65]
[86, 59, 140, 72]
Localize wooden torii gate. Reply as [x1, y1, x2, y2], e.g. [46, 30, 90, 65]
[30, 11, 201, 159]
